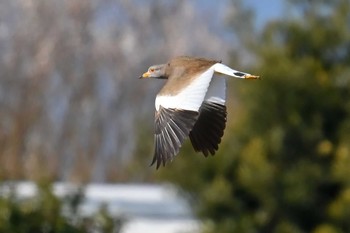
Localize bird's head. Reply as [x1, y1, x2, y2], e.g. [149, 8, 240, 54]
[140, 64, 168, 79]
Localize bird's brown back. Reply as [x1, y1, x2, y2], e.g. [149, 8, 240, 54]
[159, 56, 220, 96]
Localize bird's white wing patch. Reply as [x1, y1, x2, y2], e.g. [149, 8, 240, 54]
[204, 76, 227, 105]
[155, 67, 215, 111]
[213, 63, 250, 78]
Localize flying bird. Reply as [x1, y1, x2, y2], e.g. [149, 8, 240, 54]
[140, 56, 259, 168]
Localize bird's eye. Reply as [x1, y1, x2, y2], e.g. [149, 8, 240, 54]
[149, 68, 155, 72]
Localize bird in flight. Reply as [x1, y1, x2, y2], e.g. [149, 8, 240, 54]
[140, 56, 259, 168]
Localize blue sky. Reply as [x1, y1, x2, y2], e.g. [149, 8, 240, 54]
[195, 0, 285, 32]
[244, 0, 284, 28]
[191, 0, 285, 51]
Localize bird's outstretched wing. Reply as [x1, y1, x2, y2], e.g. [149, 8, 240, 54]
[151, 67, 217, 168]
[155, 67, 215, 111]
[152, 107, 198, 169]
[189, 101, 227, 156]
[151, 63, 247, 167]
[213, 63, 260, 79]
[189, 77, 227, 156]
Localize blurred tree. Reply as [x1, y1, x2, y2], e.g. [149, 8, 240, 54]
[0, 0, 231, 182]
[158, 0, 350, 232]
[0, 181, 121, 233]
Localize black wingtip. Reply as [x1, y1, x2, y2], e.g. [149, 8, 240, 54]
[149, 157, 159, 170]
[149, 155, 163, 170]
[234, 72, 245, 77]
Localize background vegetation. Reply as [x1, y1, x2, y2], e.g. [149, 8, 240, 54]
[0, 181, 120, 233]
[158, 0, 350, 232]
[0, 0, 349, 232]
[0, 0, 227, 182]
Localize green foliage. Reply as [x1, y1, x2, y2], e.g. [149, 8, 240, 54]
[159, 0, 350, 232]
[0, 181, 122, 233]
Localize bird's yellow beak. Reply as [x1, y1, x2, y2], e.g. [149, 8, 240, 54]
[139, 71, 151, 79]
[244, 74, 260, 79]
